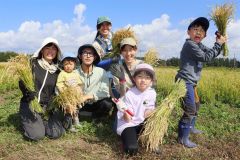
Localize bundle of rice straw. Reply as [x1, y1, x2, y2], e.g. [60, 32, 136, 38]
[144, 48, 159, 66]
[104, 27, 137, 59]
[210, 3, 235, 57]
[7, 54, 43, 113]
[139, 81, 186, 152]
[54, 86, 84, 116]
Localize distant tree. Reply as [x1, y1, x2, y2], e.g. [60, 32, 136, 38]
[156, 59, 166, 66]
[205, 58, 240, 68]
[0, 51, 18, 62]
[166, 57, 180, 67]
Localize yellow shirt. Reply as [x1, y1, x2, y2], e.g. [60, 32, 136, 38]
[56, 70, 83, 92]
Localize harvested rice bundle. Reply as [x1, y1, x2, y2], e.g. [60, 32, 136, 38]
[144, 48, 159, 66]
[54, 86, 84, 116]
[108, 27, 137, 58]
[7, 54, 43, 113]
[210, 3, 234, 56]
[139, 81, 186, 152]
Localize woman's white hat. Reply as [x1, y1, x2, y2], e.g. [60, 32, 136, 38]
[32, 37, 62, 60]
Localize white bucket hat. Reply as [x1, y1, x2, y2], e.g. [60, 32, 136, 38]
[32, 37, 62, 61]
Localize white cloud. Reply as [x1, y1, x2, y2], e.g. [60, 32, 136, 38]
[179, 17, 195, 26]
[128, 14, 185, 59]
[0, 3, 95, 56]
[73, 3, 86, 25]
[0, 3, 239, 60]
[227, 19, 240, 59]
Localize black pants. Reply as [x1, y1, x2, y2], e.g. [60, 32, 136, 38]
[79, 98, 113, 118]
[121, 124, 143, 155]
[19, 101, 65, 141]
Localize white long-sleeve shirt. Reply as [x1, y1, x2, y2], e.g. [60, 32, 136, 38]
[116, 86, 156, 135]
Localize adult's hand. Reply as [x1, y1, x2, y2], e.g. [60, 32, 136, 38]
[19, 79, 36, 102]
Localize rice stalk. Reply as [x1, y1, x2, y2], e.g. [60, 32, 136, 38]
[144, 48, 159, 66]
[106, 27, 137, 58]
[7, 54, 43, 113]
[210, 3, 235, 56]
[139, 81, 186, 152]
[54, 86, 85, 116]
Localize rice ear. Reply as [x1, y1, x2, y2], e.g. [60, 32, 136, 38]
[138, 81, 186, 152]
[111, 27, 137, 55]
[54, 86, 85, 116]
[144, 48, 159, 66]
[6, 54, 43, 113]
[210, 3, 235, 57]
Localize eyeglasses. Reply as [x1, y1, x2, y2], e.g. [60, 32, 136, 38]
[192, 27, 205, 35]
[82, 51, 94, 57]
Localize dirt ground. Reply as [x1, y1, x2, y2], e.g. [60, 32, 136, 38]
[0, 91, 239, 160]
[1, 132, 239, 160]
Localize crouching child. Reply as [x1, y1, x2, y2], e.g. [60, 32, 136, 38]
[113, 63, 157, 156]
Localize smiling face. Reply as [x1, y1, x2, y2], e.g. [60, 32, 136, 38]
[41, 43, 58, 63]
[188, 25, 206, 44]
[79, 48, 96, 66]
[121, 45, 137, 64]
[98, 22, 112, 38]
[133, 71, 153, 92]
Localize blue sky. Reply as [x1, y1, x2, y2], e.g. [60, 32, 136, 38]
[0, 0, 239, 59]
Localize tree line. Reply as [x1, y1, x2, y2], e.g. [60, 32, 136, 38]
[160, 57, 240, 68]
[1, 51, 240, 68]
[0, 51, 18, 62]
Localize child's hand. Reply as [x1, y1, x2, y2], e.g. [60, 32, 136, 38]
[112, 98, 134, 116]
[112, 98, 128, 112]
[144, 109, 154, 118]
[215, 31, 227, 45]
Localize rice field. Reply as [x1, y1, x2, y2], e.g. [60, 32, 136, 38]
[0, 63, 240, 159]
[156, 67, 240, 108]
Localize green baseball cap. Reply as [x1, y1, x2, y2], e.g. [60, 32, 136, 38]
[97, 16, 112, 25]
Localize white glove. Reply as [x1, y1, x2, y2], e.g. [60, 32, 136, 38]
[112, 98, 128, 112]
[112, 98, 134, 116]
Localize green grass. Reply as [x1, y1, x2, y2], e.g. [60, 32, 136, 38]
[0, 66, 240, 159]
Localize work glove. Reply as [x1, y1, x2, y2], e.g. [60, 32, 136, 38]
[96, 56, 120, 70]
[112, 98, 134, 116]
[111, 55, 121, 64]
[19, 79, 37, 102]
[109, 63, 126, 82]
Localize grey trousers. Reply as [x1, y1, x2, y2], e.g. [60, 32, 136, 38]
[19, 101, 65, 141]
